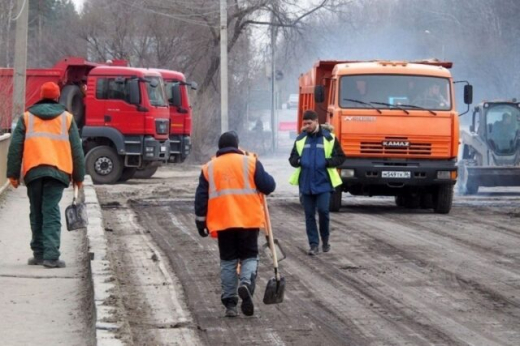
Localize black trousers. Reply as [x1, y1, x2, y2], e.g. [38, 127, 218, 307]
[217, 229, 260, 261]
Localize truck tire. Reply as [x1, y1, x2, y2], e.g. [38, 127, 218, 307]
[329, 187, 342, 212]
[59, 85, 85, 127]
[433, 185, 453, 214]
[134, 166, 159, 179]
[85, 146, 123, 184]
[119, 167, 137, 182]
[458, 159, 479, 195]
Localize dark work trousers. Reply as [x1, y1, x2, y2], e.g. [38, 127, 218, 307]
[217, 229, 260, 307]
[26, 177, 66, 260]
[302, 192, 331, 247]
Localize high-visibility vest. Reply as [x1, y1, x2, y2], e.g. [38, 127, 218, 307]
[200, 153, 264, 237]
[22, 111, 73, 177]
[288, 133, 342, 188]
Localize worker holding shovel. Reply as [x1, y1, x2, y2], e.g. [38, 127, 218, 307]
[195, 131, 276, 317]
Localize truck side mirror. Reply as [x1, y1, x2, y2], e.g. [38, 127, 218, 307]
[189, 81, 198, 91]
[128, 79, 140, 105]
[170, 83, 182, 107]
[315, 85, 325, 103]
[464, 84, 473, 105]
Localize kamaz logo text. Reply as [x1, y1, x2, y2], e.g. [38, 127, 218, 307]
[343, 116, 376, 122]
[382, 140, 410, 148]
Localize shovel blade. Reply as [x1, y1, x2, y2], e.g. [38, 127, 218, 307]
[65, 203, 88, 231]
[263, 276, 286, 305]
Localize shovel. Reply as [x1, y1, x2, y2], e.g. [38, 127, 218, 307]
[65, 186, 88, 231]
[262, 196, 286, 305]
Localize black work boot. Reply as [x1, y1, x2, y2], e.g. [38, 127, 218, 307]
[308, 244, 319, 256]
[27, 257, 44, 265]
[43, 259, 66, 268]
[238, 284, 254, 316]
[322, 240, 331, 253]
[225, 305, 238, 318]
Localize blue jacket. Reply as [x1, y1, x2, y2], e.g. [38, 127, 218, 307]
[289, 127, 345, 195]
[195, 147, 276, 219]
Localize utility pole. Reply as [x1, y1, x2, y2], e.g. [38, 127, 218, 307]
[270, 11, 277, 152]
[220, 0, 229, 133]
[12, 0, 29, 126]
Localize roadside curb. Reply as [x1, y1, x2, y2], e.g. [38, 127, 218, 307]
[84, 176, 125, 346]
[0, 181, 9, 197]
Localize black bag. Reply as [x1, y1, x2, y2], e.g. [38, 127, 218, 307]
[65, 186, 88, 231]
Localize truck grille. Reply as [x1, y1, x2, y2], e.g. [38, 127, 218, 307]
[156, 119, 169, 135]
[344, 136, 451, 158]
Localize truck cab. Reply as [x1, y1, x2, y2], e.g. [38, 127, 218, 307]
[155, 69, 197, 163]
[299, 60, 472, 213]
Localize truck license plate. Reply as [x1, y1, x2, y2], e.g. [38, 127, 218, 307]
[160, 146, 166, 152]
[382, 171, 411, 178]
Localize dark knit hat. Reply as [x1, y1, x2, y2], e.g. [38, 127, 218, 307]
[218, 131, 239, 149]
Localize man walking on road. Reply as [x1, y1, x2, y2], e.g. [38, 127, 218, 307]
[195, 131, 276, 317]
[7, 82, 85, 268]
[289, 110, 346, 256]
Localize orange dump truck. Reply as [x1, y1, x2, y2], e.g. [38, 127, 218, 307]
[298, 60, 472, 213]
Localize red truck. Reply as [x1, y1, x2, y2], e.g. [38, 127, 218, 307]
[134, 69, 197, 178]
[0, 56, 170, 184]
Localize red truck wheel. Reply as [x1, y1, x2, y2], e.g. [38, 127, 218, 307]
[59, 85, 85, 127]
[85, 146, 123, 184]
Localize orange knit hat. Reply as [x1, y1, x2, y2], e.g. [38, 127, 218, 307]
[40, 82, 61, 100]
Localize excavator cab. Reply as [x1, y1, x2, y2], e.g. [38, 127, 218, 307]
[459, 101, 520, 194]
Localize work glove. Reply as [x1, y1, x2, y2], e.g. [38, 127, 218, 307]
[73, 181, 83, 189]
[9, 178, 19, 189]
[196, 220, 209, 237]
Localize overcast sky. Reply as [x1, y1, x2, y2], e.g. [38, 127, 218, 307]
[71, 0, 85, 12]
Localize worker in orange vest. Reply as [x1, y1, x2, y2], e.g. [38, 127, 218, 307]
[195, 131, 276, 317]
[6, 82, 85, 268]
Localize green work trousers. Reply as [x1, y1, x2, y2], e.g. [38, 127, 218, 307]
[26, 177, 66, 260]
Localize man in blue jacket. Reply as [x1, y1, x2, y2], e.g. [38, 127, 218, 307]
[289, 110, 346, 255]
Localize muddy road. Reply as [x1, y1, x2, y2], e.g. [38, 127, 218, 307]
[96, 157, 520, 346]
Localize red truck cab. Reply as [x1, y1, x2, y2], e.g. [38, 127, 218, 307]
[155, 69, 197, 163]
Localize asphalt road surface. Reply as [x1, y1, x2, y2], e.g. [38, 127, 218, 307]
[96, 157, 520, 346]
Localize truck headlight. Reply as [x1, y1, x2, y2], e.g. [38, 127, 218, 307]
[437, 171, 451, 179]
[340, 169, 355, 178]
[145, 147, 154, 153]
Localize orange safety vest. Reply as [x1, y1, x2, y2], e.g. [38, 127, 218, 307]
[201, 153, 264, 237]
[22, 111, 73, 177]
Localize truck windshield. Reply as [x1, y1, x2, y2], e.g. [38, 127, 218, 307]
[145, 77, 167, 107]
[486, 104, 520, 153]
[340, 75, 451, 111]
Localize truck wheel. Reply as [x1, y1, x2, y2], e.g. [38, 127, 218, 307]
[458, 159, 479, 195]
[119, 167, 137, 182]
[59, 85, 85, 127]
[329, 187, 342, 212]
[85, 146, 123, 184]
[134, 166, 159, 179]
[434, 185, 453, 214]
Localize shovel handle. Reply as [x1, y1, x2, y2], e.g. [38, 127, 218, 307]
[262, 195, 280, 278]
[73, 185, 79, 204]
